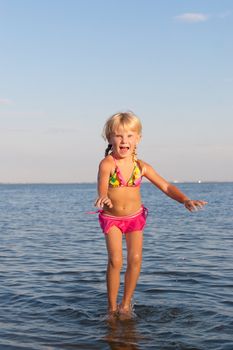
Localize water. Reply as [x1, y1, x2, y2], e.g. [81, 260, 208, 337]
[0, 182, 232, 350]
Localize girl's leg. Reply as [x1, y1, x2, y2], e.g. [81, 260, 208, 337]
[105, 226, 123, 312]
[121, 230, 143, 311]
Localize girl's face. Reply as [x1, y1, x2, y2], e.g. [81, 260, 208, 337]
[109, 127, 141, 159]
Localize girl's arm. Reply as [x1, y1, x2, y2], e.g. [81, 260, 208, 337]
[95, 158, 113, 209]
[142, 162, 207, 212]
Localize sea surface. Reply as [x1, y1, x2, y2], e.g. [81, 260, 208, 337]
[0, 182, 232, 350]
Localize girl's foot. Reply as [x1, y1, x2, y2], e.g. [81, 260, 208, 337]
[118, 304, 134, 320]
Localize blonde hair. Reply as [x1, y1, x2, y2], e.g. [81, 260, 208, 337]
[102, 111, 142, 158]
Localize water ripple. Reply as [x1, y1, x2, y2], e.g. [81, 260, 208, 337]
[0, 183, 232, 349]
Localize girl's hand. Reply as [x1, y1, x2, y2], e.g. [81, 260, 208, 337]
[184, 199, 208, 212]
[95, 196, 113, 209]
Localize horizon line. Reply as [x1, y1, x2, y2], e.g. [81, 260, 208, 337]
[0, 180, 232, 185]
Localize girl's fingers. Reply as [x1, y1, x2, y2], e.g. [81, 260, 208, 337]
[95, 197, 113, 208]
[103, 198, 113, 208]
[95, 200, 100, 207]
[102, 198, 109, 205]
[195, 200, 208, 208]
[95, 198, 104, 207]
[184, 199, 207, 212]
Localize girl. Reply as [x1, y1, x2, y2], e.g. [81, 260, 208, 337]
[95, 112, 207, 318]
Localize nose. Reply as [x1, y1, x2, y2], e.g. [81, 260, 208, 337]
[121, 135, 127, 143]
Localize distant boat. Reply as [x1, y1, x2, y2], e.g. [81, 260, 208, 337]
[198, 180, 202, 183]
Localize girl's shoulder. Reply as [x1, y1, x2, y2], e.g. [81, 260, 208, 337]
[137, 159, 153, 176]
[100, 154, 113, 163]
[137, 159, 147, 176]
[99, 155, 115, 170]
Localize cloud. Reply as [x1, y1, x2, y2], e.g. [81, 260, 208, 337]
[0, 98, 12, 105]
[175, 13, 209, 23]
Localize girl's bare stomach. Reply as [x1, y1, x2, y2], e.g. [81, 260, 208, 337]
[103, 187, 142, 216]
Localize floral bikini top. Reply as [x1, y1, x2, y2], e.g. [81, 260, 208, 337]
[109, 156, 142, 187]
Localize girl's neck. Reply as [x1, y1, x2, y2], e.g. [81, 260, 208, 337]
[112, 153, 134, 164]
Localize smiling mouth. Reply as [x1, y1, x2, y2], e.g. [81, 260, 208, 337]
[119, 146, 129, 150]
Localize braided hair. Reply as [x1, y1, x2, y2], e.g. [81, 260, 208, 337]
[132, 145, 138, 162]
[105, 144, 112, 157]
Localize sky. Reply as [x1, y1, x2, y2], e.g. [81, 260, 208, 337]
[0, 0, 232, 183]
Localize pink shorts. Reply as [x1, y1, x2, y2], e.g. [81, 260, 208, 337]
[98, 206, 148, 234]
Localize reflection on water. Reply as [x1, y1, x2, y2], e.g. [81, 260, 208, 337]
[104, 318, 145, 350]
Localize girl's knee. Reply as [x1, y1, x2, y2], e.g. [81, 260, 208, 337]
[108, 255, 123, 270]
[128, 253, 142, 267]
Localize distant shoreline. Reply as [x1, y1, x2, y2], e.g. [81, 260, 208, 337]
[0, 181, 232, 185]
